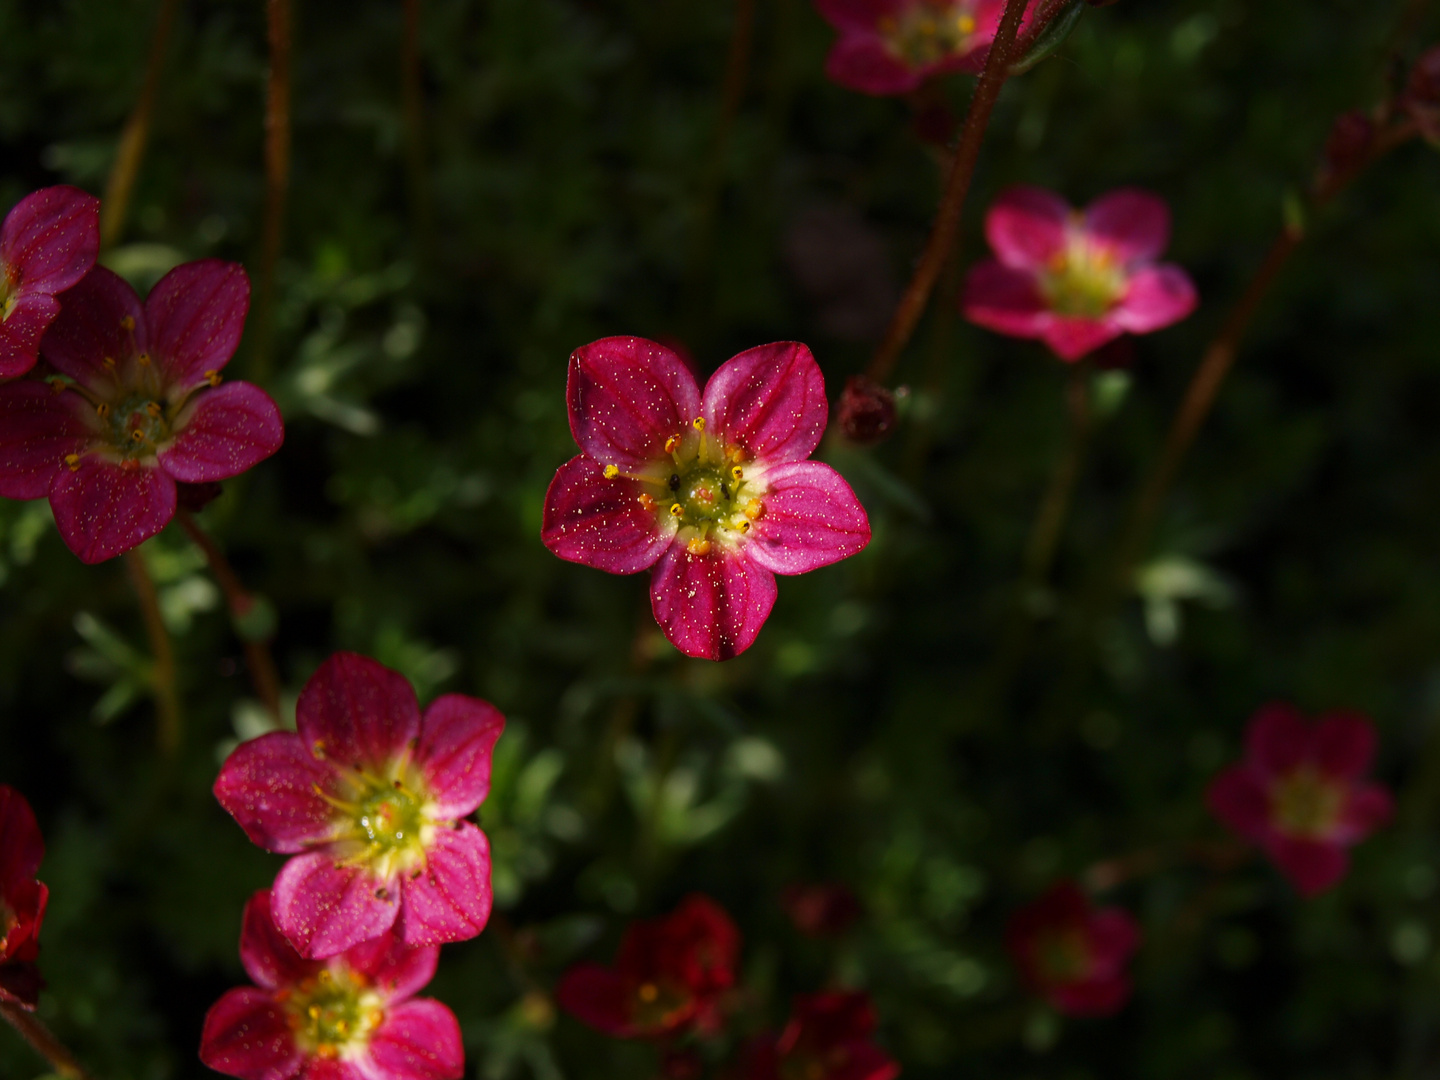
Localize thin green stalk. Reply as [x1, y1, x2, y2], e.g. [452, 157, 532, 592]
[0, 1002, 97, 1080]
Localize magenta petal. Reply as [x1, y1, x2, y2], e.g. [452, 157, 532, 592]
[960, 260, 1050, 338]
[1087, 909, 1141, 970]
[1040, 315, 1123, 362]
[746, 461, 870, 574]
[702, 342, 828, 464]
[366, 999, 464, 1080]
[555, 965, 635, 1036]
[1311, 711, 1377, 778]
[1111, 265, 1197, 335]
[1268, 837, 1348, 897]
[214, 732, 341, 854]
[831, 1044, 901, 1080]
[1051, 973, 1131, 1017]
[39, 265, 147, 390]
[0, 787, 43, 888]
[567, 337, 702, 471]
[238, 890, 317, 991]
[1205, 767, 1272, 841]
[395, 823, 492, 947]
[985, 186, 1070, 270]
[271, 851, 399, 960]
[1, 186, 99, 295]
[417, 695, 505, 818]
[1245, 702, 1310, 778]
[0, 381, 92, 499]
[650, 544, 777, 661]
[199, 987, 303, 1080]
[824, 36, 923, 96]
[159, 382, 284, 483]
[0, 293, 60, 378]
[814, 0, 901, 31]
[1336, 783, 1394, 842]
[1083, 188, 1171, 264]
[49, 456, 176, 564]
[540, 454, 673, 574]
[343, 937, 439, 1003]
[145, 259, 250, 386]
[294, 652, 422, 772]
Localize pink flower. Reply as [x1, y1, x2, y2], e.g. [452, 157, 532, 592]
[1005, 881, 1140, 1017]
[816, 0, 1022, 96]
[199, 889, 463, 1080]
[961, 186, 1198, 361]
[745, 991, 900, 1080]
[0, 187, 99, 380]
[0, 785, 48, 1010]
[541, 337, 871, 661]
[1206, 703, 1394, 897]
[556, 894, 741, 1040]
[781, 882, 863, 938]
[214, 652, 504, 958]
[0, 261, 284, 563]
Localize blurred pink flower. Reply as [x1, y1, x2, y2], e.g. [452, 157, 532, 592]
[0, 186, 99, 379]
[0, 785, 48, 1011]
[1206, 703, 1393, 897]
[1006, 881, 1140, 1017]
[745, 991, 899, 1080]
[0, 261, 283, 563]
[214, 652, 504, 958]
[200, 889, 463, 1080]
[962, 185, 1198, 361]
[781, 881, 863, 938]
[542, 337, 870, 661]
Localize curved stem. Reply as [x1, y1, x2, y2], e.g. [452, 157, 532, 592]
[0, 1002, 98, 1080]
[252, 0, 294, 382]
[176, 510, 282, 721]
[122, 549, 182, 755]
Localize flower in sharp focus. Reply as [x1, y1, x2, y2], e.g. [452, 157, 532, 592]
[961, 186, 1198, 362]
[214, 652, 505, 958]
[0, 785, 48, 1010]
[1005, 881, 1140, 1017]
[199, 889, 463, 1080]
[781, 882, 863, 938]
[0, 186, 99, 380]
[1205, 703, 1394, 897]
[815, 0, 1023, 96]
[745, 991, 900, 1080]
[556, 894, 741, 1040]
[0, 261, 283, 564]
[541, 337, 871, 661]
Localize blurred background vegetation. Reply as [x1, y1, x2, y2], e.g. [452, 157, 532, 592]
[2, 0, 1440, 1077]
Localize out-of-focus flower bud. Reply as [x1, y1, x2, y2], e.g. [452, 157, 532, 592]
[1402, 45, 1440, 141]
[838, 375, 897, 445]
[782, 882, 863, 938]
[1316, 109, 1375, 191]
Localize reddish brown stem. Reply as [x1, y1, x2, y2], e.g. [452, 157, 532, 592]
[252, 0, 294, 382]
[0, 1001, 97, 1080]
[123, 549, 183, 755]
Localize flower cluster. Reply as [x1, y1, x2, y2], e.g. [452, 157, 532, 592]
[1006, 881, 1140, 1017]
[0, 785, 47, 1011]
[746, 992, 900, 1080]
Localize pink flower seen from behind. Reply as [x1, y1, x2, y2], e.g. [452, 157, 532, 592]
[0, 785, 48, 1010]
[0, 261, 284, 563]
[214, 652, 505, 958]
[541, 337, 871, 661]
[745, 991, 900, 1080]
[200, 889, 463, 1080]
[1206, 703, 1394, 897]
[0, 186, 99, 380]
[1006, 881, 1140, 1017]
[962, 185, 1198, 361]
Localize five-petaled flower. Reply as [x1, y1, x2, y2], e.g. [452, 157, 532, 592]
[745, 991, 900, 1080]
[556, 894, 741, 1040]
[541, 337, 871, 661]
[1206, 703, 1394, 897]
[200, 889, 464, 1080]
[0, 186, 99, 380]
[0, 785, 47, 1011]
[815, 0, 1020, 96]
[214, 652, 505, 959]
[1006, 881, 1140, 1017]
[961, 185, 1198, 361]
[0, 261, 284, 564]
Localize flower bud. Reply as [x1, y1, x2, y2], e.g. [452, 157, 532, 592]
[1403, 45, 1440, 141]
[1316, 109, 1374, 189]
[837, 375, 896, 445]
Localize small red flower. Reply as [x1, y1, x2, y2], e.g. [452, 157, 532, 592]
[961, 186, 1197, 361]
[214, 652, 505, 958]
[556, 894, 741, 1040]
[0, 785, 48, 1010]
[541, 337, 871, 661]
[0, 261, 283, 563]
[200, 890, 463, 1080]
[1206, 703, 1394, 897]
[1006, 881, 1140, 1017]
[781, 882, 863, 938]
[746, 991, 899, 1080]
[815, 0, 1028, 96]
[0, 186, 99, 380]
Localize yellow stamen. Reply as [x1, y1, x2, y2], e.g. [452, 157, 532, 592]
[738, 519, 751, 534]
[691, 417, 705, 431]
[96, 403, 111, 419]
[145, 402, 162, 418]
[64, 453, 80, 471]
[120, 316, 135, 331]
[638, 983, 659, 1003]
[958, 14, 976, 33]
[669, 503, 685, 518]
[687, 537, 712, 556]
[745, 499, 763, 519]
[637, 493, 657, 513]
[130, 429, 145, 442]
[603, 464, 620, 479]
[102, 357, 116, 370]
[664, 434, 681, 454]
[48, 377, 66, 393]
[136, 352, 151, 366]
[730, 465, 744, 481]
[205, 370, 223, 387]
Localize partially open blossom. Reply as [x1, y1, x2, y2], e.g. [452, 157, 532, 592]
[1006, 881, 1139, 1017]
[0, 262, 283, 563]
[214, 652, 505, 958]
[0, 186, 99, 380]
[745, 992, 899, 1080]
[556, 894, 740, 1040]
[542, 337, 871, 661]
[836, 376, 896, 446]
[1206, 703, 1393, 897]
[782, 882, 863, 938]
[962, 186, 1198, 361]
[816, 0, 1023, 96]
[200, 890, 463, 1080]
[0, 785, 47, 1010]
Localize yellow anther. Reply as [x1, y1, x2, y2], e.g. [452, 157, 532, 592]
[637, 493, 657, 513]
[664, 434, 681, 454]
[317, 969, 332, 983]
[687, 537, 712, 556]
[205, 370, 223, 387]
[958, 14, 976, 33]
[669, 503, 685, 518]
[136, 352, 151, 366]
[64, 453, 80, 471]
[120, 316, 135, 331]
[745, 499, 763, 520]
[145, 402, 162, 418]
[48, 377, 66, 393]
[603, 464, 620, 479]
[638, 983, 659, 1003]
[691, 417, 706, 431]
[738, 519, 751, 534]
[309, 1005, 322, 1019]
[730, 465, 744, 481]
[96, 403, 111, 418]
[102, 356, 116, 370]
[130, 429, 145, 443]
[726, 446, 746, 465]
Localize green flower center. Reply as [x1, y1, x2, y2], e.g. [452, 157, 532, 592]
[880, 2, 979, 67]
[357, 785, 424, 850]
[101, 393, 174, 459]
[285, 968, 383, 1060]
[1272, 768, 1342, 838]
[1039, 236, 1127, 318]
